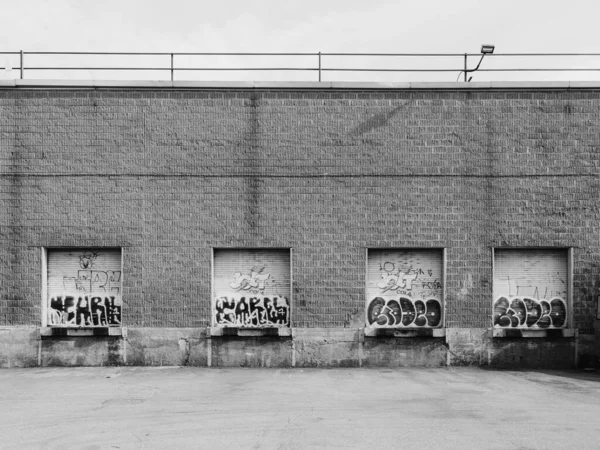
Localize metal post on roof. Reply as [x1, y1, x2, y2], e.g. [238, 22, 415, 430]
[464, 53, 467, 82]
[318, 51, 322, 82]
[20, 50, 24, 79]
[170, 53, 174, 81]
[466, 45, 495, 82]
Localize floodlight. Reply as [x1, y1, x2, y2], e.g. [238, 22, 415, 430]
[458, 44, 496, 81]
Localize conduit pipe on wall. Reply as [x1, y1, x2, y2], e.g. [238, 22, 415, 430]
[206, 330, 212, 367]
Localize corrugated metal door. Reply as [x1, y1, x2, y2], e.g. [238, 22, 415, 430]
[493, 249, 568, 329]
[366, 249, 444, 328]
[213, 249, 291, 328]
[47, 248, 122, 327]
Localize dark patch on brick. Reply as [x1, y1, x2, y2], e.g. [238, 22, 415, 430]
[350, 104, 406, 136]
[243, 92, 261, 235]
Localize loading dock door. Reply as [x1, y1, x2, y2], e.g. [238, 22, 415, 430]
[46, 248, 122, 327]
[366, 249, 444, 328]
[493, 249, 568, 329]
[213, 249, 291, 328]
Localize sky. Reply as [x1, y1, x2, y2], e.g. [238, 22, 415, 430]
[1, 0, 599, 82]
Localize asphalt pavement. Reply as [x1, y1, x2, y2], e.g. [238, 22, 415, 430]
[1, 366, 600, 449]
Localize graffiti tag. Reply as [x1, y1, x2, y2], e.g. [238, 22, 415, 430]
[377, 271, 420, 294]
[48, 295, 121, 327]
[493, 296, 566, 329]
[229, 266, 271, 294]
[79, 250, 99, 269]
[214, 296, 289, 327]
[376, 262, 442, 297]
[367, 297, 442, 328]
[62, 270, 121, 296]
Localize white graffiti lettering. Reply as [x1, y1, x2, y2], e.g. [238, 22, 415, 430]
[229, 266, 271, 293]
[62, 270, 121, 296]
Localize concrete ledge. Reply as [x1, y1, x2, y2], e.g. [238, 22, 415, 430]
[172, 80, 256, 89]
[3, 80, 600, 90]
[364, 327, 446, 338]
[331, 81, 411, 89]
[490, 81, 570, 89]
[491, 328, 577, 338]
[253, 81, 331, 89]
[0, 326, 589, 368]
[125, 328, 208, 366]
[362, 335, 448, 367]
[410, 81, 491, 90]
[292, 328, 359, 367]
[14, 79, 104, 88]
[91, 80, 174, 88]
[292, 328, 359, 341]
[38, 327, 126, 339]
[569, 81, 600, 88]
[209, 327, 292, 337]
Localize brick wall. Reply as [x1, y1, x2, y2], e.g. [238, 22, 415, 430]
[1, 88, 599, 331]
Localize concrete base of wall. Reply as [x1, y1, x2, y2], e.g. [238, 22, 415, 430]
[0, 327, 590, 369]
[0, 327, 39, 368]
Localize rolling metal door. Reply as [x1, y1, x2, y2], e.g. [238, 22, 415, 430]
[213, 249, 291, 328]
[46, 249, 122, 327]
[493, 249, 568, 329]
[366, 249, 444, 328]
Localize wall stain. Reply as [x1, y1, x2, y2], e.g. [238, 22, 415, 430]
[244, 92, 260, 235]
[350, 104, 406, 136]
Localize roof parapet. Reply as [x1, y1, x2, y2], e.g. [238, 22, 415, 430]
[1, 79, 600, 90]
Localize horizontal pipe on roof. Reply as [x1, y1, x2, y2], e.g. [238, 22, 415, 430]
[5, 51, 600, 56]
[13, 67, 600, 73]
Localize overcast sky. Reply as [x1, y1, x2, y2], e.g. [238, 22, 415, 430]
[1, 0, 599, 82]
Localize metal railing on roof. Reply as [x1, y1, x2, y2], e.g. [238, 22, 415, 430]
[3, 51, 600, 82]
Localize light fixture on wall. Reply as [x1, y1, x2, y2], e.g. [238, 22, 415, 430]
[480, 44, 495, 54]
[458, 44, 496, 82]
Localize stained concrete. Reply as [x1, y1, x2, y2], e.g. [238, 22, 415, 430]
[361, 336, 447, 367]
[293, 328, 360, 367]
[2, 326, 592, 369]
[0, 327, 38, 367]
[2, 367, 600, 449]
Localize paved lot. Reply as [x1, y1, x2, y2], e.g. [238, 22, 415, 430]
[1, 366, 600, 449]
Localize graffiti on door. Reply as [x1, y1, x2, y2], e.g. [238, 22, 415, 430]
[48, 295, 121, 327]
[213, 260, 290, 328]
[228, 265, 271, 294]
[494, 270, 567, 329]
[493, 296, 567, 328]
[62, 270, 122, 296]
[367, 296, 442, 327]
[367, 257, 443, 328]
[213, 295, 290, 327]
[47, 250, 122, 327]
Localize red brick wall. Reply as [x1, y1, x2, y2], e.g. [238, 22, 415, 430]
[1, 88, 599, 331]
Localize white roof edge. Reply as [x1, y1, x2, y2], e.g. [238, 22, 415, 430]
[1, 79, 600, 89]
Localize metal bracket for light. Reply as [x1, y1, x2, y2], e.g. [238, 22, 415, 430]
[458, 44, 495, 82]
